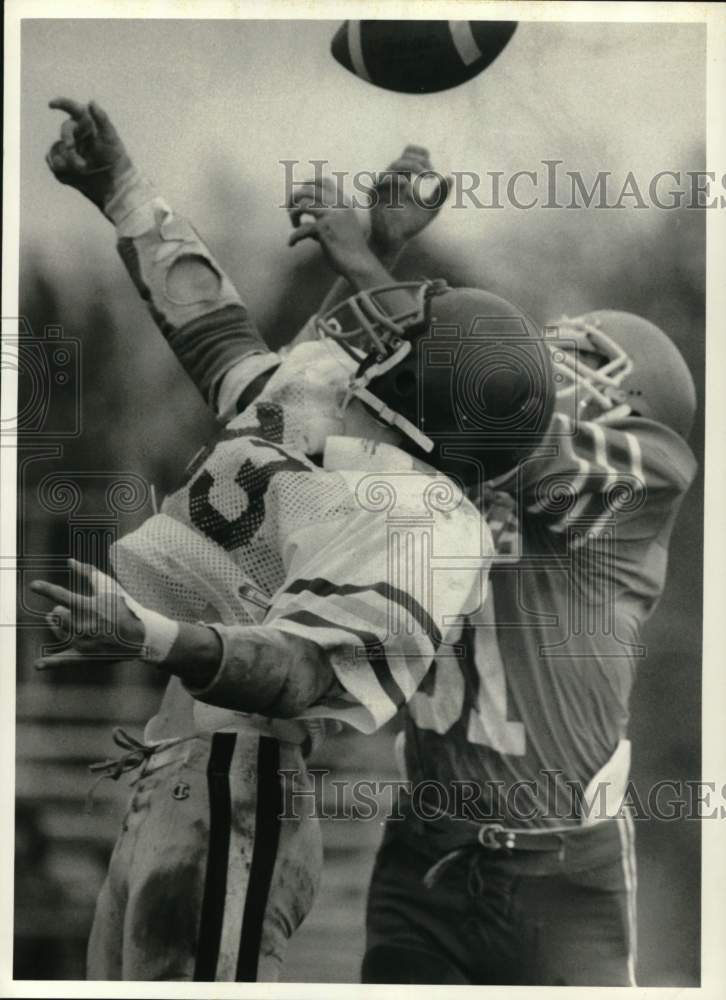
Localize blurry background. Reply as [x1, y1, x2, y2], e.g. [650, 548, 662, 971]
[15, 17, 704, 984]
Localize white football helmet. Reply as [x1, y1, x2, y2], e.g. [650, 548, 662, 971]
[549, 310, 697, 439]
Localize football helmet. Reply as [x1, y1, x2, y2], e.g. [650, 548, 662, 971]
[314, 280, 554, 485]
[550, 310, 697, 439]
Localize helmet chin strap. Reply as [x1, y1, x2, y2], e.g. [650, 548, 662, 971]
[337, 338, 435, 453]
[347, 384, 435, 454]
[314, 280, 451, 454]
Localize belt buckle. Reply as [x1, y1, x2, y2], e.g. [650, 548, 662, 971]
[477, 823, 505, 850]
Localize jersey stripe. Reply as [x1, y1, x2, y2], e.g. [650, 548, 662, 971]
[279, 608, 407, 711]
[626, 430, 643, 484]
[549, 421, 630, 536]
[527, 414, 591, 517]
[194, 732, 237, 981]
[236, 737, 283, 981]
[274, 591, 432, 694]
[282, 577, 442, 649]
[616, 812, 638, 986]
[583, 430, 646, 541]
[556, 423, 612, 526]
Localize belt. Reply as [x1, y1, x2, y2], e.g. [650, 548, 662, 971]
[392, 810, 624, 887]
[474, 823, 566, 854]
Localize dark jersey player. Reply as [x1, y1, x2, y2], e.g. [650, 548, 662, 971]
[274, 150, 698, 987]
[363, 309, 697, 986]
[262, 144, 699, 987]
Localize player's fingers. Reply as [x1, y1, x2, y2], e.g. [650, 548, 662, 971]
[390, 152, 430, 173]
[60, 118, 77, 148]
[423, 173, 453, 209]
[401, 144, 430, 160]
[288, 222, 319, 247]
[51, 99, 96, 151]
[302, 175, 339, 200]
[69, 558, 107, 597]
[74, 116, 97, 149]
[88, 100, 117, 139]
[387, 152, 431, 176]
[34, 648, 95, 671]
[45, 606, 72, 641]
[287, 177, 339, 210]
[48, 97, 88, 121]
[46, 142, 70, 175]
[397, 158, 432, 177]
[30, 579, 86, 609]
[289, 202, 329, 228]
[62, 148, 88, 175]
[374, 170, 411, 197]
[381, 159, 414, 177]
[287, 181, 318, 208]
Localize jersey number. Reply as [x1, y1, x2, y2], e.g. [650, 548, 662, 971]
[410, 600, 526, 756]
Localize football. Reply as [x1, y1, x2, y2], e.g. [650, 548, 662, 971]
[330, 20, 518, 94]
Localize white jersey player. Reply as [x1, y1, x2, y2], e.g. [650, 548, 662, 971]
[33, 99, 503, 981]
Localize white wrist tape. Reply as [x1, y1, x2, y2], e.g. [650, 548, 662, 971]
[121, 594, 179, 664]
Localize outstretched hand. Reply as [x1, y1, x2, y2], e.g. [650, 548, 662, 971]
[369, 145, 452, 256]
[30, 560, 145, 670]
[46, 97, 132, 209]
[288, 176, 376, 281]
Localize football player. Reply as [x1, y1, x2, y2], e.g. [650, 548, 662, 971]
[277, 140, 698, 987]
[361, 307, 697, 986]
[35, 99, 551, 982]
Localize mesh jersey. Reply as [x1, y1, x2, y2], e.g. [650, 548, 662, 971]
[402, 410, 697, 827]
[112, 341, 489, 741]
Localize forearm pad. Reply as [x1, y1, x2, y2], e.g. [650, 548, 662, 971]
[106, 166, 271, 406]
[184, 624, 334, 718]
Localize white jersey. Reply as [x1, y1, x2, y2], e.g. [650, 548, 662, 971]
[112, 341, 491, 737]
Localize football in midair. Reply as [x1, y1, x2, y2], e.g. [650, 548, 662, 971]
[330, 20, 518, 94]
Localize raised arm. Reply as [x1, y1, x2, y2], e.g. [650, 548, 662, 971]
[30, 561, 334, 718]
[45, 97, 278, 416]
[289, 145, 452, 318]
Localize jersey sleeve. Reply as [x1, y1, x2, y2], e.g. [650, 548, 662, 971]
[266, 472, 489, 732]
[104, 166, 279, 413]
[492, 411, 697, 544]
[191, 469, 490, 734]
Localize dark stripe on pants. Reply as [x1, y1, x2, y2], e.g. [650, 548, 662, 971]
[236, 737, 283, 981]
[193, 732, 237, 981]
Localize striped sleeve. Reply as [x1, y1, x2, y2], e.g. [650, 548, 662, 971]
[265, 480, 489, 733]
[493, 413, 697, 543]
[105, 166, 274, 409]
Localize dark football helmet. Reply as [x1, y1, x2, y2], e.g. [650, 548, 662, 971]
[314, 279, 555, 485]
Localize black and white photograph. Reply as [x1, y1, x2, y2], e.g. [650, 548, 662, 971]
[2, 1, 725, 994]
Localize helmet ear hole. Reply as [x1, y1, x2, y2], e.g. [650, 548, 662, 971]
[393, 368, 417, 399]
